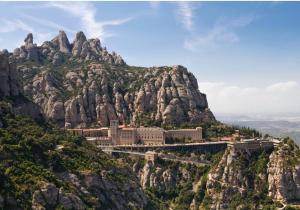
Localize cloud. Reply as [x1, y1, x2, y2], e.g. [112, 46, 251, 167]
[49, 2, 133, 40]
[184, 15, 255, 50]
[176, 2, 194, 31]
[0, 18, 56, 47]
[265, 81, 298, 93]
[198, 81, 300, 114]
[0, 19, 33, 33]
[22, 14, 76, 34]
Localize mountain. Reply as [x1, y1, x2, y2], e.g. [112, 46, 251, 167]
[0, 51, 149, 209]
[0, 105, 148, 209]
[0, 52, 41, 121]
[206, 139, 300, 209]
[5, 31, 215, 128]
[1, 31, 300, 210]
[120, 138, 300, 209]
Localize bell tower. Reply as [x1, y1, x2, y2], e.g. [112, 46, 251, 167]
[110, 120, 119, 145]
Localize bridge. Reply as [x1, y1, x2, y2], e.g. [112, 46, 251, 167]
[99, 141, 229, 153]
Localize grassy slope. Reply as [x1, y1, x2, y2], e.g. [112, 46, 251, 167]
[0, 101, 132, 209]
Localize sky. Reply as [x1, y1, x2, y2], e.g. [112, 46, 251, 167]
[0, 2, 300, 115]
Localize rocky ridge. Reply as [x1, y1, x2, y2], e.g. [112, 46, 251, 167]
[130, 154, 212, 210]
[13, 31, 125, 66]
[0, 52, 22, 97]
[0, 47, 148, 210]
[205, 139, 300, 209]
[31, 170, 147, 210]
[134, 160, 192, 191]
[267, 139, 300, 203]
[0, 52, 41, 120]
[6, 31, 215, 128]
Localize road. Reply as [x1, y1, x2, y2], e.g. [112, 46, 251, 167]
[103, 149, 209, 166]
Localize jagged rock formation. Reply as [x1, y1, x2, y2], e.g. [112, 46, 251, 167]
[134, 160, 191, 190]
[205, 140, 300, 209]
[0, 44, 148, 210]
[0, 52, 22, 97]
[205, 148, 259, 209]
[32, 182, 86, 210]
[31, 171, 147, 210]
[131, 156, 211, 210]
[7, 31, 215, 128]
[0, 52, 41, 120]
[268, 139, 300, 203]
[13, 31, 125, 65]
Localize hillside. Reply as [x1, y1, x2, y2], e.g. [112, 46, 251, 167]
[0, 103, 150, 209]
[1, 31, 300, 210]
[0, 52, 149, 209]
[5, 31, 215, 128]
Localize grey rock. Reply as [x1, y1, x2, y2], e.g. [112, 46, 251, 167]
[32, 182, 87, 210]
[24, 33, 33, 46]
[51, 30, 71, 54]
[268, 142, 300, 202]
[72, 31, 87, 57]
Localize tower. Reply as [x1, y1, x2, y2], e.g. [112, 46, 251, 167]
[110, 120, 119, 145]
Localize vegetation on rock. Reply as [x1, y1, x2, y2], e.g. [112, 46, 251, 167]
[0, 102, 147, 209]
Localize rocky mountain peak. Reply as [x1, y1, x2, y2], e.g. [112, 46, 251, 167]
[24, 33, 33, 46]
[72, 31, 87, 57]
[11, 31, 125, 66]
[51, 30, 71, 54]
[8, 31, 215, 128]
[88, 38, 102, 53]
[74, 31, 87, 43]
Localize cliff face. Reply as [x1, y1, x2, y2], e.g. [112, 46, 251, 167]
[0, 52, 41, 120]
[0, 52, 22, 98]
[205, 141, 300, 209]
[134, 160, 193, 191]
[31, 170, 147, 210]
[267, 139, 300, 203]
[0, 42, 149, 210]
[205, 148, 267, 209]
[130, 154, 214, 210]
[9, 31, 215, 128]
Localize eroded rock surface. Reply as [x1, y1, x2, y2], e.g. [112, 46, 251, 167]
[0, 52, 41, 120]
[267, 140, 300, 203]
[8, 31, 215, 128]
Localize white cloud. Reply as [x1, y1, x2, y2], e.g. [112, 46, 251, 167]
[22, 14, 76, 34]
[0, 18, 57, 48]
[198, 81, 300, 114]
[176, 2, 194, 31]
[0, 19, 48, 47]
[49, 2, 133, 40]
[184, 16, 255, 50]
[0, 19, 33, 33]
[265, 81, 298, 93]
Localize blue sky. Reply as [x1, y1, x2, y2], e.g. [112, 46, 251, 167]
[0, 2, 300, 115]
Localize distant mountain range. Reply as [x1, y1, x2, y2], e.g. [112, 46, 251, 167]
[217, 113, 300, 145]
